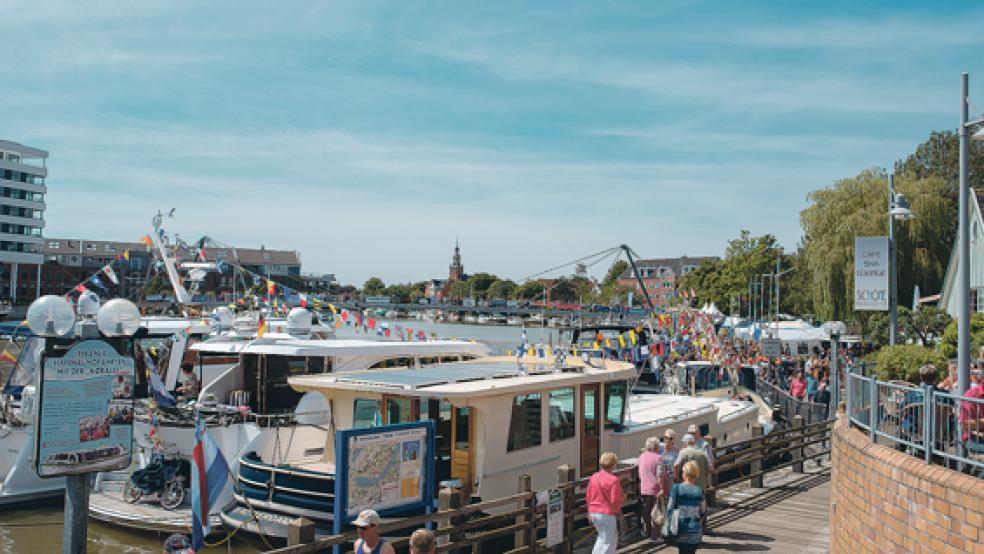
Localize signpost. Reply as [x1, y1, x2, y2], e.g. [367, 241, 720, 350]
[35, 340, 135, 477]
[760, 338, 781, 359]
[332, 421, 436, 554]
[854, 237, 890, 311]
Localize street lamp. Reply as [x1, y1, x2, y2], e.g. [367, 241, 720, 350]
[958, 73, 984, 394]
[888, 173, 914, 346]
[823, 320, 848, 413]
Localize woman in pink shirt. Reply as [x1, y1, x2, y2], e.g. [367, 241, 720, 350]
[790, 371, 807, 400]
[586, 452, 623, 554]
[638, 437, 669, 540]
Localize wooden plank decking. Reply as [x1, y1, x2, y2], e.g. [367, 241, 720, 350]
[615, 462, 830, 553]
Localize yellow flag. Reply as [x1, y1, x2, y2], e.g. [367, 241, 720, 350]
[593, 341, 600, 350]
[328, 303, 338, 315]
[123, 250, 130, 261]
[629, 330, 637, 345]
[618, 335, 626, 348]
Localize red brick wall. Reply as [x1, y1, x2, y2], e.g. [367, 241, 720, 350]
[831, 417, 984, 553]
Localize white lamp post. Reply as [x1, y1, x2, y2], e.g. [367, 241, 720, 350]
[888, 173, 914, 346]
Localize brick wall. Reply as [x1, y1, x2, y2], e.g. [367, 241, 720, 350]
[831, 416, 984, 553]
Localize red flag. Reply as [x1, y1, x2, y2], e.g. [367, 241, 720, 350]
[407, 327, 413, 340]
[74, 283, 87, 293]
[368, 318, 376, 330]
[384, 328, 391, 338]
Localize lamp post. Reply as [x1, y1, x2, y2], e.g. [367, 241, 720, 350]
[888, 173, 914, 346]
[957, 73, 984, 393]
[823, 320, 848, 414]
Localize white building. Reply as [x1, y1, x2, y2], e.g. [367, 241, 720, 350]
[939, 189, 984, 316]
[0, 140, 47, 303]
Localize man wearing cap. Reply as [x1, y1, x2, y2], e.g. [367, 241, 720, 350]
[674, 434, 710, 491]
[352, 509, 395, 554]
[687, 424, 715, 474]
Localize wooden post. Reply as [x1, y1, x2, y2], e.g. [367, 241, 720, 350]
[704, 435, 717, 507]
[437, 486, 456, 550]
[515, 474, 533, 552]
[557, 464, 576, 554]
[792, 415, 804, 473]
[287, 517, 315, 547]
[750, 424, 764, 488]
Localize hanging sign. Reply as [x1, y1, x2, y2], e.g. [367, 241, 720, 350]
[35, 340, 135, 477]
[854, 237, 889, 311]
[546, 488, 564, 546]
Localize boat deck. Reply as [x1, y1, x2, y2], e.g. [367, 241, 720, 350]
[89, 477, 221, 534]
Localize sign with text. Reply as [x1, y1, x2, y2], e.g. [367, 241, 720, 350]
[760, 338, 781, 358]
[333, 421, 436, 544]
[35, 340, 134, 477]
[854, 236, 889, 311]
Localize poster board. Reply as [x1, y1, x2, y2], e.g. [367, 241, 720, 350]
[854, 236, 889, 311]
[35, 340, 134, 477]
[333, 421, 436, 537]
[760, 338, 781, 358]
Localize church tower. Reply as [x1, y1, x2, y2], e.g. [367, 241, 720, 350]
[449, 239, 464, 281]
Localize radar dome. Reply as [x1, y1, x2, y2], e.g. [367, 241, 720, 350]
[77, 290, 101, 317]
[287, 307, 312, 335]
[212, 306, 234, 331]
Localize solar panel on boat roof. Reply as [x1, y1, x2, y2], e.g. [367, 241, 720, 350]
[334, 363, 557, 389]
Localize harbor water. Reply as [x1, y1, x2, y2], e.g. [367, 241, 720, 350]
[0, 322, 562, 553]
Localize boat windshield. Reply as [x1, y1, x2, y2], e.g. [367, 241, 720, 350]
[2, 336, 44, 397]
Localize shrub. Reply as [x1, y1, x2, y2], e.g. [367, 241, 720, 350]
[874, 344, 948, 383]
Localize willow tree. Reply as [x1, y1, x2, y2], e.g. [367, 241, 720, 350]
[799, 168, 955, 321]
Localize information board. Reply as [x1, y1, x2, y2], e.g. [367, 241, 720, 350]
[333, 421, 436, 536]
[760, 338, 781, 358]
[35, 340, 134, 477]
[854, 236, 889, 311]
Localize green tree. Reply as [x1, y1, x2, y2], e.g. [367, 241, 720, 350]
[939, 313, 984, 359]
[550, 278, 577, 302]
[799, 169, 955, 321]
[603, 260, 629, 286]
[676, 230, 781, 315]
[362, 277, 385, 296]
[513, 281, 545, 300]
[467, 273, 498, 299]
[486, 279, 517, 300]
[900, 306, 952, 347]
[448, 281, 470, 301]
[874, 344, 948, 383]
[384, 283, 413, 303]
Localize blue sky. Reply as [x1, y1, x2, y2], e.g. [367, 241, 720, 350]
[3, 1, 984, 285]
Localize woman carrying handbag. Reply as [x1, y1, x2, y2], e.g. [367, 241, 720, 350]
[663, 460, 706, 554]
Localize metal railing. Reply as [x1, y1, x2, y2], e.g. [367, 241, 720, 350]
[757, 377, 831, 425]
[845, 371, 984, 473]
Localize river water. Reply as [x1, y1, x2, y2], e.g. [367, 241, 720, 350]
[0, 321, 561, 553]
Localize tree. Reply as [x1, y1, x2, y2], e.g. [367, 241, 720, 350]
[467, 273, 498, 299]
[550, 278, 577, 302]
[486, 279, 517, 300]
[603, 260, 629, 286]
[799, 169, 955, 321]
[513, 281, 545, 300]
[676, 230, 782, 315]
[939, 313, 984, 359]
[448, 281, 470, 301]
[874, 344, 948, 383]
[362, 277, 385, 296]
[900, 306, 952, 347]
[384, 283, 413, 303]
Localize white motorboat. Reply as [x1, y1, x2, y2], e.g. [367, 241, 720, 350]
[220, 353, 758, 539]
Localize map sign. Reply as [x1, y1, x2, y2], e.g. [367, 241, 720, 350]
[35, 340, 135, 477]
[333, 421, 435, 535]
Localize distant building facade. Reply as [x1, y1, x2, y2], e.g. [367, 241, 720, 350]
[37, 238, 306, 300]
[426, 241, 467, 301]
[617, 255, 718, 307]
[0, 140, 47, 303]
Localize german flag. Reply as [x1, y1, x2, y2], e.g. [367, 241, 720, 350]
[257, 316, 267, 338]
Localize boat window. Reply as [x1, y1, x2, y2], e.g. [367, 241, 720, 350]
[440, 356, 461, 363]
[353, 398, 381, 428]
[370, 357, 414, 369]
[604, 381, 627, 430]
[583, 387, 598, 437]
[548, 388, 575, 442]
[418, 356, 440, 366]
[307, 357, 325, 373]
[507, 392, 542, 452]
[455, 407, 471, 451]
[386, 397, 413, 424]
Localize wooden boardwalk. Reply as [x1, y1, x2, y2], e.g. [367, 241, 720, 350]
[612, 461, 831, 553]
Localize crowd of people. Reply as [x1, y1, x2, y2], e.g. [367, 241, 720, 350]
[586, 422, 715, 554]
